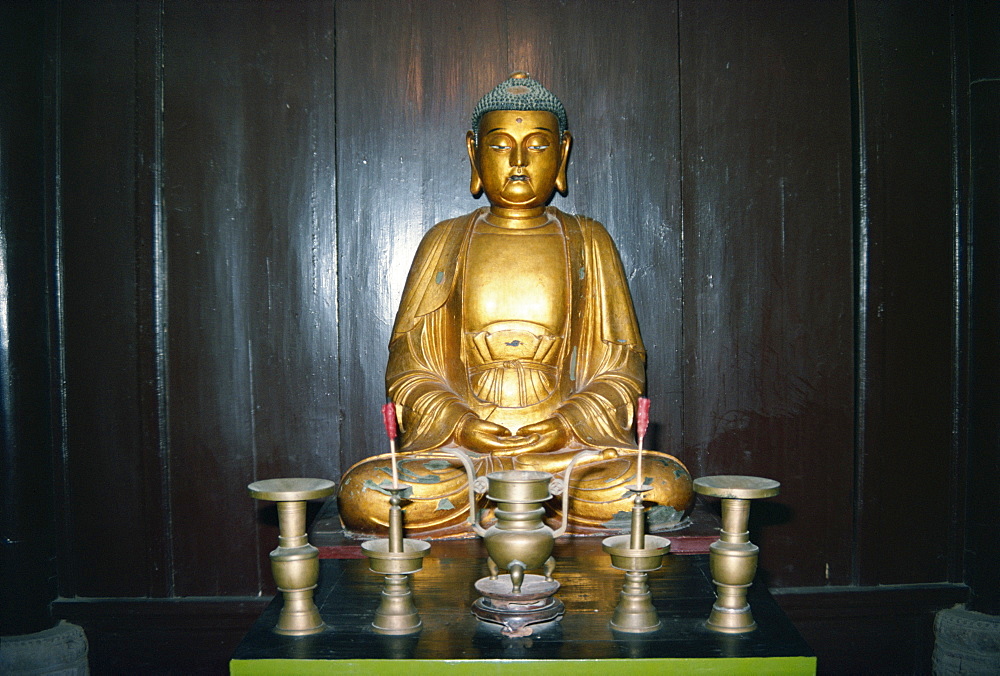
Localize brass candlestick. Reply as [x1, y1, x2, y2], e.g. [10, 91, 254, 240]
[693, 475, 780, 633]
[361, 486, 430, 635]
[602, 486, 671, 633]
[247, 477, 336, 636]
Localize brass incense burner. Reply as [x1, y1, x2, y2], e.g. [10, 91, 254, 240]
[693, 475, 780, 633]
[247, 478, 336, 636]
[444, 447, 598, 636]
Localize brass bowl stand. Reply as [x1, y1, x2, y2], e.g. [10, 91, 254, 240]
[248, 477, 337, 636]
[693, 475, 780, 633]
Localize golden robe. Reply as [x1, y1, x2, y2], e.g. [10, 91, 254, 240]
[337, 207, 693, 537]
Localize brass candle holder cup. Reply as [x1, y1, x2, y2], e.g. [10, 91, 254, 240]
[602, 486, 671, 633]
[360, 485, 430, 635]
[443, 448, 599, 637]
[247, 477, 337, 636]
[693, 475, 780, 633]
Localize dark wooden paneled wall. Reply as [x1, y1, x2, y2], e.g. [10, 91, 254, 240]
[967, 0, 1000, 616]
[60, 0, 148, 599]
[47, 0, 970, 611]
[678, 1, 855, 586]
[164, 0, 338, 598]
[0, 0, 57, 636]
[853, 0, 966, 587]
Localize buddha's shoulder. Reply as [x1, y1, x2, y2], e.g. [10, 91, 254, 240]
[548, 208, 613, 242]
[408, 210, 479, 257]
[424, 209, 481, 237]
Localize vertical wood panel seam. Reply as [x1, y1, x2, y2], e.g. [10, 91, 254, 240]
[248, 335, 259, 593]
[674, 0, 685, 456]
[947, 0, 969, 585]
[503, 0, 511, 71]
[136, 0, 163, 598]
[47, 0, 74, 598]
[332, 0, 346, 488]
[848, 0, 867, 588]
[151, 0, 174, 597]
[333, 0, 345, 475]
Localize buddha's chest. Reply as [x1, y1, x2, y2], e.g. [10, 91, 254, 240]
[463, 227, 568, 334]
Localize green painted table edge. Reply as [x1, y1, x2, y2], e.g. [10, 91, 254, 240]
[231, 655, 816, 675]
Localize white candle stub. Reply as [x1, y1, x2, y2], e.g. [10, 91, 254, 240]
[637, 444, 643, 491]
[390, 438, 399, 488]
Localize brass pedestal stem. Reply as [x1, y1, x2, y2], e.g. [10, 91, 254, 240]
[693, 475, 780, 634]
[248, 478, 336, 636]
[602, 487, 670, 633]
[361, 487, 430, 635]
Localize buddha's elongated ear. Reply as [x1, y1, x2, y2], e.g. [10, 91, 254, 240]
[466, 130, 483, 197]
[555, 131, 572, 195]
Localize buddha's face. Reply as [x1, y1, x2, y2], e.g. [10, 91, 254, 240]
[466, 110, 571, 211]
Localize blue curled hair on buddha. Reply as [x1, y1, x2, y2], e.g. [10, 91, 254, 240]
[471, 72, 569, 145]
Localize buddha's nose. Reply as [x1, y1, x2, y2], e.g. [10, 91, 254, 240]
[511, 143, 526, 168]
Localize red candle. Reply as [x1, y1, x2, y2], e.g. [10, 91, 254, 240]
[382, 402, 399, 488]
[636, 397, 650, 490]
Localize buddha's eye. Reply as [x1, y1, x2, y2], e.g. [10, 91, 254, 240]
[528, 144, 549, 151]
[487, 137, 512, 151]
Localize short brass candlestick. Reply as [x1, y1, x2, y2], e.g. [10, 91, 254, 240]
[693, 475, 780, 633]
[247, 478, 336, 636]
[602, 486, 671, 633]
[361, 486, 430, 635]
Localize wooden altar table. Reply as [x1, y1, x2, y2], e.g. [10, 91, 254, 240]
[230, 538, 815, 675]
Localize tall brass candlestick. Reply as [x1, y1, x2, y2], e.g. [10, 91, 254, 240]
[602, 486, 670, 633]
[601, 399, 669, 633]
[247, 478, 336, 636]
[361, 486, 429, 634]
[360, 404, 429, 634]
[693, 475, 780, 633]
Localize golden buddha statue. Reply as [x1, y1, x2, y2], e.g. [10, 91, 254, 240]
[338, 73, 694, 537]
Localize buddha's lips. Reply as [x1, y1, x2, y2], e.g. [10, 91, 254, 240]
[508, 175, 528, 182]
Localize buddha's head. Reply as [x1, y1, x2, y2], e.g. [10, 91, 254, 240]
[466, 73, 572, 212]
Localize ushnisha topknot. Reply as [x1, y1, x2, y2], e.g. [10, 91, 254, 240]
[471, 71, 568, 144]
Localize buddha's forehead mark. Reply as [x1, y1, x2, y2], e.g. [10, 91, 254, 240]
[516, 116, 523, 124]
